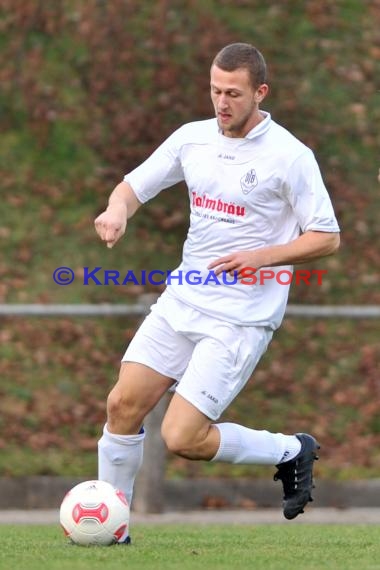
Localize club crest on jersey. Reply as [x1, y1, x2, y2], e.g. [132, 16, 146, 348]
[240, 168, 258, 194]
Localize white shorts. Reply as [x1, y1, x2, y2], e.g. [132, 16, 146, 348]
[122, 290, 273, 420]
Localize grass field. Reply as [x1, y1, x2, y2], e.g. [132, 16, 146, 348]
[1, 523, 379, 570]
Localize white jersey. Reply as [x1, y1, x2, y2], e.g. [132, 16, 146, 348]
[125, 112, 340, 329]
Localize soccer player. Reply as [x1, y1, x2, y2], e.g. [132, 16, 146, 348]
[94, 43, 340, 542]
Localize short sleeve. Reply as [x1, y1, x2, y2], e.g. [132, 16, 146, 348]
[284, 150, 340, 233]
[124, 128, 185, 203]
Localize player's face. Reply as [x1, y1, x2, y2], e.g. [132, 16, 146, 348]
[210, 65, 268, 138]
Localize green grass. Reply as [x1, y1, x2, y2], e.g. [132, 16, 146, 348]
[0, 524, 379, 570]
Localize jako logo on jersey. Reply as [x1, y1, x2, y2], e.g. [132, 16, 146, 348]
[217, 153, 236, 160]
[191, 191, 246, 217]
[240, 168, 258, 194]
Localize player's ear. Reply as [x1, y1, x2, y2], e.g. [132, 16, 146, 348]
[255, 83, 269, 103]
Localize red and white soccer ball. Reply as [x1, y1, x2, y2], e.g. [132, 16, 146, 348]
[59, 480, 130, 546]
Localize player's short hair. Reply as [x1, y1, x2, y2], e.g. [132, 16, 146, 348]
[212, 43, 267, 89]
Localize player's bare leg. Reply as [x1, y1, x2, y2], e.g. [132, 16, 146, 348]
[106, 362, 173, 434]
[161, 393, 220, 459]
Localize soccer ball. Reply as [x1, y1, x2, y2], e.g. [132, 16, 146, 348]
[59, 480, 130, 546]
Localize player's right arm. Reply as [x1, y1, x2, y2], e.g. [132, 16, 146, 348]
[95, 124, 186, 248]
[94, 181, 142, 249]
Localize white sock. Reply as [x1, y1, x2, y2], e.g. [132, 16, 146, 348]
[98, 424, 145, 509]
[212, 422, 301, 465]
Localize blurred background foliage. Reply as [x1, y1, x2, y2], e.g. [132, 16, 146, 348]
[0, 0, 379, 479]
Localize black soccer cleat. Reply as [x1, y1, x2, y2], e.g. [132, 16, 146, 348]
[273, 433, 320, 520]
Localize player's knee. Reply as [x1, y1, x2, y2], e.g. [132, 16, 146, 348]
[161, 424, 197, 457]
[106, 387, 142, 432]
[106, 387, 125, 418]
[161, 431, 189, 456]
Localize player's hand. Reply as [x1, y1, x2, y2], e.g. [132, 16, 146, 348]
[207, 250, 266, 278]
[94, 204, 127, 248]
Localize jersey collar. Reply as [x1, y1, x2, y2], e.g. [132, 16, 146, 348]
[245, 111, 271, 140]
[216, 111, 272, 141]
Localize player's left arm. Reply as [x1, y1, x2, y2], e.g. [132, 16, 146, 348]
[210, 149, 340, 276]
[208, 230, 340, 276]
